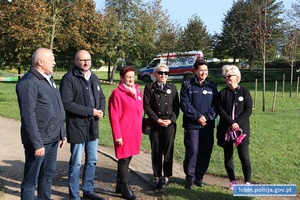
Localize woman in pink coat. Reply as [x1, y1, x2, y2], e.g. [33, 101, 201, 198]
[108, 65, 143, 200]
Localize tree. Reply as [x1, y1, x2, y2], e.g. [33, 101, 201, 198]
[53, 0, 105, 69]
[101, 0, 176, 81]
[216, 0, 284, 65]
[283, 30, 300, 97]
[283, 0, 300, 97]
[47, 0, 78, 51]
[249, 0, 284, 111]
[216, 0, 255, 63]
[177, 15, 211, 57]
[148, 0, 179, 56]
[100, 6, 124, 81]
[101, 0, 139, 81]
[0, 0, 51, 70]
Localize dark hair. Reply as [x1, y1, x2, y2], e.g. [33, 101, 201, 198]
[119, 65, 136, 77]
[194, 59, 207, 70]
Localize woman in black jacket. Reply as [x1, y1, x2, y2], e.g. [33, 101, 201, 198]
[217, 65, 252, 190]
[143, 64, 179, 190]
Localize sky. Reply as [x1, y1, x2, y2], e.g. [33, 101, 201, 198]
[95, 0, 295, 35]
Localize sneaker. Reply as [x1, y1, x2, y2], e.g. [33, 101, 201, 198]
[229, 180, 237, 190]
[159, 178, 169, 189]
[151, 178, 161, 190]
[194, 179, 204, 187]
[245, 182, 251, 185]
[185, 179, 194, 189]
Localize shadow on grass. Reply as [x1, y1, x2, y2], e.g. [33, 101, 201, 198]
[160, 177, 255, 200]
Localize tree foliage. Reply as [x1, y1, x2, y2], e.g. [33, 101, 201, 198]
[177, 15, 211, 57]
[282, 0, 300, 97]
[215, 0, 254, 62]
[215, 0, 284, 63]
[0, 0, 51, 69]
[54, 0, 105, 69]
[0, 0, 296, 83]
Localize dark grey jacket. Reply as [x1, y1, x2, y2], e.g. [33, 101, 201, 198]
[59, 66, 106, 143]
[16, 67, 66, 149]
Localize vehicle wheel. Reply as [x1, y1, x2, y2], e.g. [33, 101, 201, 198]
[183, 74, 193, 80]
[142, 75, 151, 82]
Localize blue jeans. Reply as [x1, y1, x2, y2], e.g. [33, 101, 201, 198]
[68, 139, 98, 200]
[21, 141, 59, 200]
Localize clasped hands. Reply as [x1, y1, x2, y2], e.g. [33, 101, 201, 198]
[198, 115, 207, 126]
[93, 109, 104, 119]
[157, 119, 171, 127]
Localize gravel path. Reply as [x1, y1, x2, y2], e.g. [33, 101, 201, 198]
[0, 117, 160, 200]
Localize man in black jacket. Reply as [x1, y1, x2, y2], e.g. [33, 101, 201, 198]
[16, 48, 66, 200]
[60, 50, 106, 200]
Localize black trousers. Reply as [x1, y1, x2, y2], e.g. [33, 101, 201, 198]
[117, 156, 132, 184]
[183, 128, 214, 181]
[223, 141, 251, 182]
[149, 123, 176, 178]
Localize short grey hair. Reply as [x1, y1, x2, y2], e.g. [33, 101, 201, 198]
[222, 65, 241, 83]
[31, 48, 52, 66]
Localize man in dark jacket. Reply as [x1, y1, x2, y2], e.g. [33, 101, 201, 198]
[180, 59, 218, 189]
[60, 50, 106, 200]
[16, 47, 66, 200]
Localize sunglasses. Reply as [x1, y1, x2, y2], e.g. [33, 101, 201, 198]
[157, 71, 169, 75]
[225, 74, 236, 78]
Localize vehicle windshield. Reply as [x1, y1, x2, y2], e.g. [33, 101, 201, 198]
[148, 59, 160, 69]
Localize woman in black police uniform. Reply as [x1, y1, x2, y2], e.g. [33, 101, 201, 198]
[143, 64, 179, 190]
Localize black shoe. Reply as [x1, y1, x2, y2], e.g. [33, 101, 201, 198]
[83, 192, 106, 200]
[159, 179, 169, 190]
[117, 183, 134, 194]
[194, 179, 204, 187]
[116, 183, 122, 193]
[121, 182, 137, 200]
[151, 178, 161, 190]
[185, 179, 194, 189]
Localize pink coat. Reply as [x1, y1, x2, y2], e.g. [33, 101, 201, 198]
[108, 83, 143, 159]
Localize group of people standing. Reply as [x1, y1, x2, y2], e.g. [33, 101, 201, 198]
[143, 59, 252, 193]
[16, 47, 252, 200]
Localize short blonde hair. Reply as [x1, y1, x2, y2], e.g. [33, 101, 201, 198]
[222, 65, 241, 83]
[154, 64, 169, 74]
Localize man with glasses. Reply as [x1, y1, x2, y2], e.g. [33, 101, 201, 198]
[60, 50, 106, 200]
[143, 64, 179, 190]
[180, 59, 218, 189]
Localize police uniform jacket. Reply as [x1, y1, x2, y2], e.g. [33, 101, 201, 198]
[180, 76, 218, 130]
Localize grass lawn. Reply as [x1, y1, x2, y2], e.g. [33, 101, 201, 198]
[0, 70, 299, 199]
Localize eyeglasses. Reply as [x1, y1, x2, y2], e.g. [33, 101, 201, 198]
[157, 71, 169, 75]
[225, 74, 236, 78]
[77, 59, 91, 63]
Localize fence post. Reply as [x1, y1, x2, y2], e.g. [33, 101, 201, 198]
[254, 79, 257, 110]
[297, 77, 299, 98]
[282, 73, 285, 97]
[272, 81, 277, 112]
